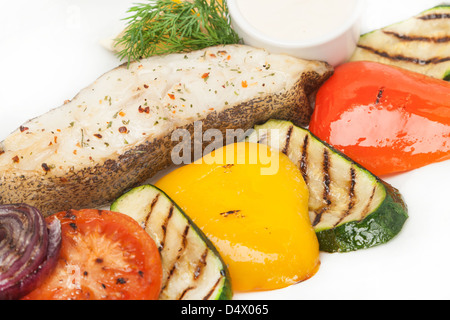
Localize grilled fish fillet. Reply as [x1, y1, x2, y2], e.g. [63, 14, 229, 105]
[0, 44, 332, 215]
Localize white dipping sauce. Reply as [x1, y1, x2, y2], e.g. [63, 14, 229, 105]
[236, 0, 358, 43]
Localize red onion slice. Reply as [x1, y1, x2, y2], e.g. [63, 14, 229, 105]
[0, 204, 61, 300]
[15, 218, 62, 300]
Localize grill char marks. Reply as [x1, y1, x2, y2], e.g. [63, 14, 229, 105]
[177, 286, 194, 300]
[312, 149, 332, 227]
[357, 44, 450, 65]
[277, 124, 371, 229]
[418, 13, 450, 20]
[322, 149, 332, 207]
[300, 134, 309, 184]
[176, 249, 223, 300]
[248, 120, 409, 253]
[164, 225, 190, 289]
[282, 125, 294, 155]
[281, 125, 309, 184]
[143, 193, 160, 230]
[383, 30, 450, 43]
[203, 278, 222, 300]
[375, 88, 384, 105]
[111, 186, 231, 300]
[153, 199, 227, 300]
[159, 205, 174, 251]
[356, 8, 450, 68]
[334, 167, 357, 228]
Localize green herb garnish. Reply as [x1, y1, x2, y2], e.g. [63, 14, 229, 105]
[115, 0, 241, 64]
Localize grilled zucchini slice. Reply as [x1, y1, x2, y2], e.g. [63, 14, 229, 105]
[350, 5, 450, 80]
[111, 184, 232, 300]
[247, 120, 408, 253]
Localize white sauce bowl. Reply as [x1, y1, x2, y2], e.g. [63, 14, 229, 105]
[227, 0, 365, 66]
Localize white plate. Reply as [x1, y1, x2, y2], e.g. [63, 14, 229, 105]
[0, 0, 449, 300]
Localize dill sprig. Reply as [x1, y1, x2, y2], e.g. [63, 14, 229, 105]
[115, 0, 241, 64]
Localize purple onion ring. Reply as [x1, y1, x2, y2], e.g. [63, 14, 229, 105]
[0, 204, 61, 300]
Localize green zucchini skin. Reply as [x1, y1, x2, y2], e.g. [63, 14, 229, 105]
[423, 5, 450, 12]
[310, 134, 408, 252]
[248, 120, 408, 253]
[111, 184, 232, 300]
[316, 182, 408, 253]
[350, 5, 450, 81]
[444, 69, 450, 81]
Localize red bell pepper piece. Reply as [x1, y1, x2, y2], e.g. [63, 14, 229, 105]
[309, 61, 450, 176]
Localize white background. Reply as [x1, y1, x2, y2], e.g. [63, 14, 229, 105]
[0, 0, 449, 300]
